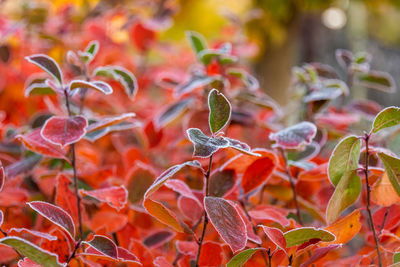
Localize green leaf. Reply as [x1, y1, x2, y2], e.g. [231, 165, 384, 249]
[378, 152, 400, 197]
[208, 89, 231, 134]
[185, 31, 207, 56]
[226, 248, 265, 267]
[78, 40, 99, 64]
[0, 236, 62, 267]
[283, 227, 335, 247]
[356, 71, 396, 93]
[25, 54, 63, 85]
[93, 66, 137, 99]
[25, 81, 55, 97]
[328, 136, 361, 186]
[326, 170, 361, 224]
[372, 107, 400, 134]
[113, 67, 138, 99]
[69, 80, 113, 95]
[394, 251, 400, 263]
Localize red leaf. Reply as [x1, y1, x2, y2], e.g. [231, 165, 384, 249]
[154, 256, 174, 267]
[83, 235, 118, 259]
[164, 179, 202, 207]
[55, 174, 83, 225]
[117, 247, 140, 263]
[16, 129, 67, 159]
[241, 155, 277, 194]
[130, 21, 156, 52]
[176, 240, 197, 257]
[199, 241, 223, 266]
[178, 196, 203, 222]
[18, 258, 42, 267]
[0, 166, 4, 192]
[204, 197, 247, 252]
[41, 116, 87, 147]
[249, 206, 290, 227]
[80, 186, 128, 211]
[28, 201, 75, 239]
[40, 228, 72, 263]
[9, 228, 57, 241]
[259, 225, 287, 250]
[143, 230, 174, 248]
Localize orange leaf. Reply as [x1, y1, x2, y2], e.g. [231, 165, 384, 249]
[322, 209, 361, 246]
[143, 198, 184, 233]
[241, 155, 276, 193]
[371, 172, 400, 206]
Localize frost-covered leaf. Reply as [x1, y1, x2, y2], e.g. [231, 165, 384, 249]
[164, 179, 202, 207]
[143, 198, 184, 233]
[209, 169, 236, 197]
[78, 40, 99, 63]
[224, 137, 261, 156]
[82, 235, 118, 259]
[155, 98, 193, 128]
[93, 66, 138, 99]
[9, 228, 57, 241]
[326, 170, 361, 224]
[186, 31, 207, 56]
[24, 79, 55, 97]
[69, 80, 113, 95]
[283, 227, 335, 247]
[328, 135, 361, 186]
[227, 68, 259, 91]
[41, 116, 87, 147]
[28, 201, 75, 239]
[204, 197, 246, 252]
[378, 152, 400, 197]
[80, 186, 128, 211]
[269, 122, 317, 149]
[1, 236, 62, 267]
[174, 75, 216, 97]
[186, 128, 228, 158]
[372, 107, 400, 134]
[226, 248, 265, 267]
[144, 160, 202, 198]
[355, 71, 396, 93]
[26, 54, 63, 85]
[86, 113, 136, 133]
[259, 225, 286, 250]
[16, 129, 67, 160]
[208, 89, 231, 134]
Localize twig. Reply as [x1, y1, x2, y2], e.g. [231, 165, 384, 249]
[195, 155, 213, 267]
[363, 133, 382, 267]
[278, 148, 303, 225]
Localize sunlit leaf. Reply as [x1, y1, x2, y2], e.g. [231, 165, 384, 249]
[328, 135, 361, 186]
[69, 80, 113, 95]
[326, 170, 361, 224]
[80, 186, 128, 211]
[208, 89, 231, 134]
[143, 198, 184, 233]
[204, 197, 246, 252]
[372, 107, 400, 134]
[26, 54, 63, 85]
[283, 227, 335, 247]
[144, 160, 202, 198]
[0, 236, 62, 267]
[27, 201, 75, 239]
[41, 116, 88, 147]
[82, 235, 118, 259]
[378, 152, 400, 197]
[269, 122, 317, 149]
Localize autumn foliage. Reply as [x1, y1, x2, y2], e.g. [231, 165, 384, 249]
[2, 3, 400, 267]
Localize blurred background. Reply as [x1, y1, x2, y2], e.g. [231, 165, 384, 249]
[1, 0, 400, 106]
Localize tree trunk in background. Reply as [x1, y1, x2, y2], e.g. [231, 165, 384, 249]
[255, 20, 299, 105]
